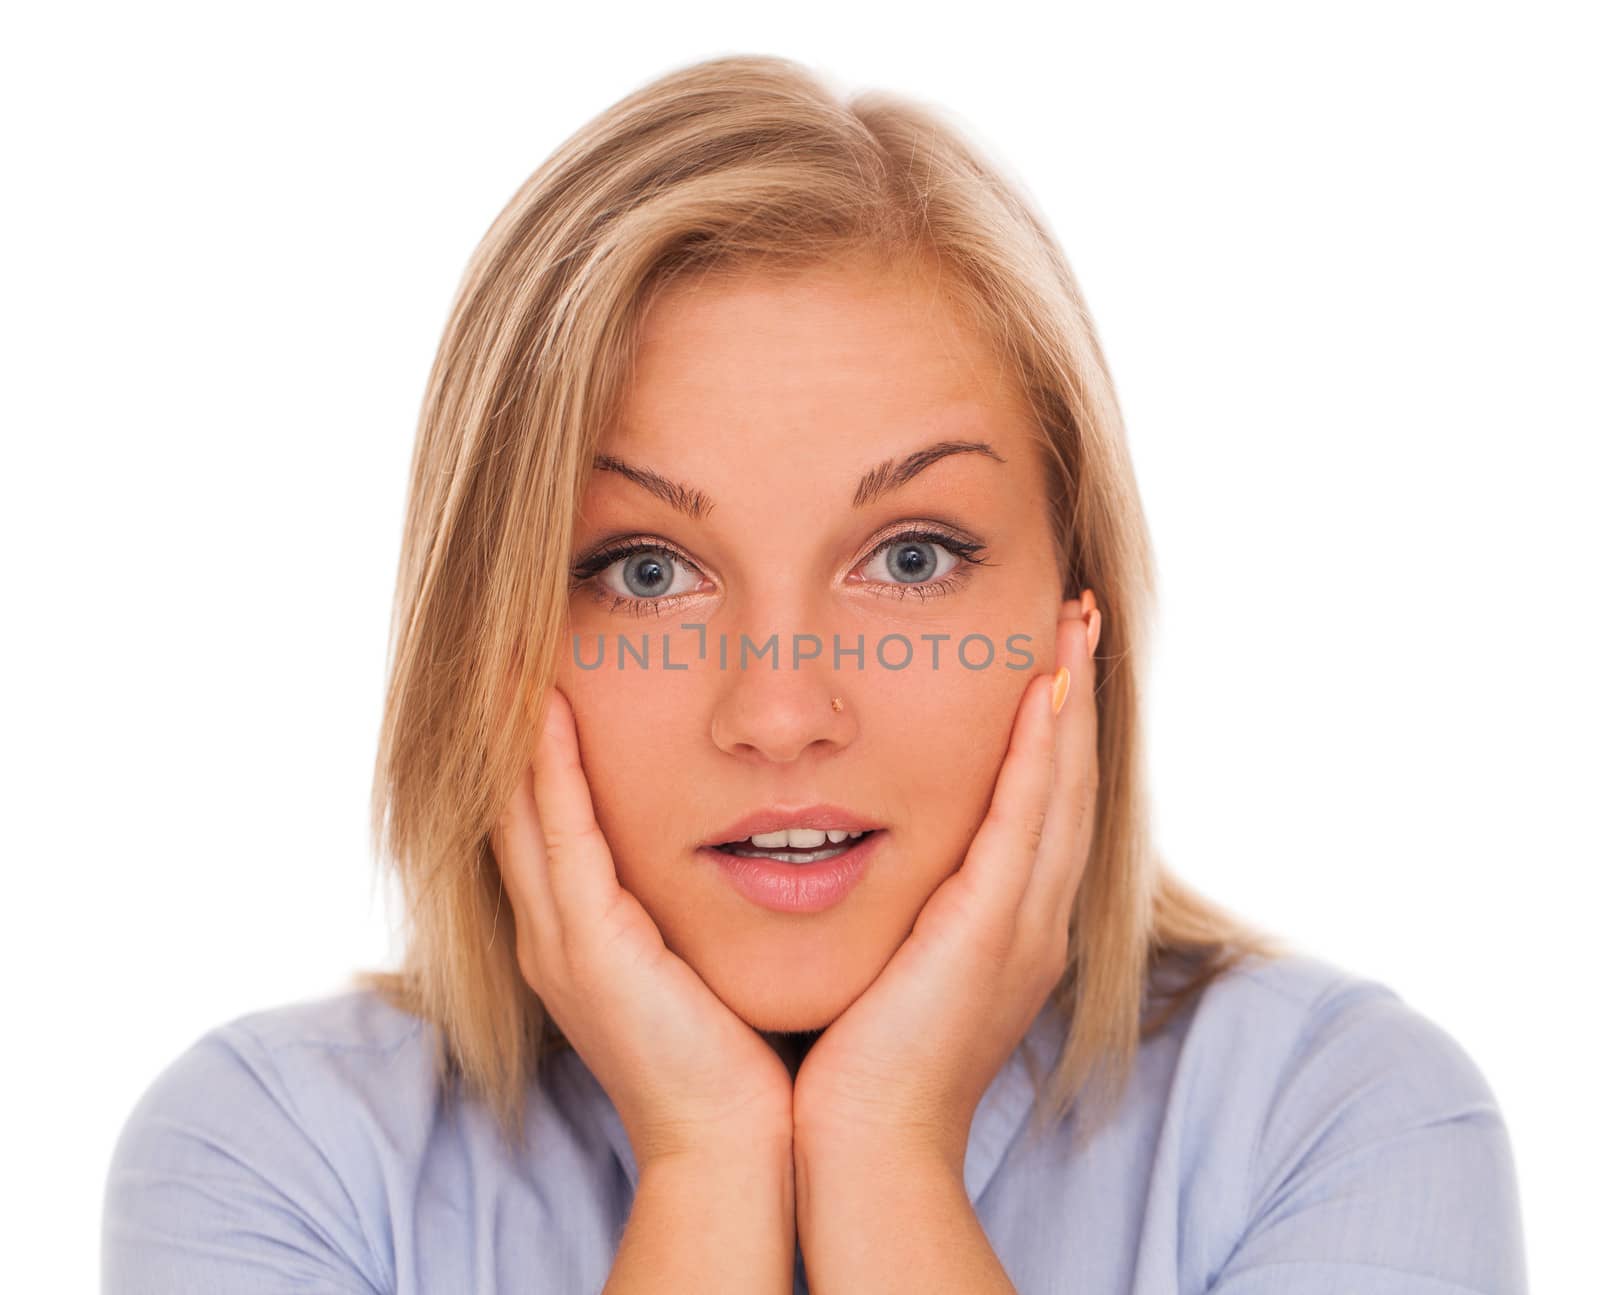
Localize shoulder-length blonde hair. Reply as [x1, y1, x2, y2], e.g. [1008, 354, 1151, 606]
[353, 53, 1291, 1157]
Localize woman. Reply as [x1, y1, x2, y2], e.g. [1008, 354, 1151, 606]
[101, 54, 1528, 1293]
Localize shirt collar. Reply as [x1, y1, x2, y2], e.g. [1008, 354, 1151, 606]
[551, 996, 1068, 1204]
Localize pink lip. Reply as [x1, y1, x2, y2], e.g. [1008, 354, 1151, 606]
[701, 803, 885, 848]
[699, 828, 885, 914]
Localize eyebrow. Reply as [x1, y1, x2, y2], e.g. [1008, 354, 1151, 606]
[591, 439, 1006, 519]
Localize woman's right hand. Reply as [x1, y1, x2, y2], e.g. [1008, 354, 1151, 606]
[490, 684, 796, 1173]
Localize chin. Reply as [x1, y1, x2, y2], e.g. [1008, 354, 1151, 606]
[644, 880, 911, 1035]
[695, 953, 867, 1035]
[735, 995, 839, 1035]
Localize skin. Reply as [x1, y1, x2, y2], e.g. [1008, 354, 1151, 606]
[496, 248, 1103, 1289]
[555, 250, 1065, 1040]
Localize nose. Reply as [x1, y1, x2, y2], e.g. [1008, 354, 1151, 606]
[708, 624, 858, 764]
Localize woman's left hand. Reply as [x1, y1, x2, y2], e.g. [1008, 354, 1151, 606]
[791, 593, 1102, 1172]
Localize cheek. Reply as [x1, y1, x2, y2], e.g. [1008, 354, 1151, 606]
[551, 664, 692, 885]
[872, 661, 1032, 873]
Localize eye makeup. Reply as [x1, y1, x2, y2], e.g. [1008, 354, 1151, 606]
[568, 521, 992, 618]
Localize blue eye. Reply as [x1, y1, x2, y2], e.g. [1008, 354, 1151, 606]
[569, 539, 706, 616]
[599, 547, 701, 600]
[569, 525, 990, 617]
[861, 536, 962, 585]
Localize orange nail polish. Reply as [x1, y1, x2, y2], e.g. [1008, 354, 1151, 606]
[1051, 666, 1071, 715]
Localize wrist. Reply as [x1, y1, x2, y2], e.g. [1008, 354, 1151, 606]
[630, 1113, 793, 1179]
[637, 1125, 794, 1190]
[794, 1129, 963, 1225]
[795, 1119, 964, 1184]
[636, 1135, 795, 1244]
[794, 1133, 985, 1290]
[615, 1131, 796, 1293]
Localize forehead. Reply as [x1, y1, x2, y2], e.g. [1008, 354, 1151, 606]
[610, 255, 1034, 458]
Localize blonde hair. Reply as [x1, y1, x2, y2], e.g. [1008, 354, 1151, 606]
[352, 53, 1293, 1157]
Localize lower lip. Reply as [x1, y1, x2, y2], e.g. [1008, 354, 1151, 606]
[700, 831, 884, 914]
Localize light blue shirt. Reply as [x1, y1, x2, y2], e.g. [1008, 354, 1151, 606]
[101, 952, 1528, 1293]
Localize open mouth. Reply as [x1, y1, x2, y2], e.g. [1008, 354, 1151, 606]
[709, 828, 882, 865]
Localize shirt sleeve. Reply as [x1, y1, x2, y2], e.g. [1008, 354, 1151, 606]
[101, 1024, 387, 1295]
[1205, 979, 1529, 1295]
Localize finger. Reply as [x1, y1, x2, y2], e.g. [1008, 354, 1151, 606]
[957, 665, 1061, 932]
[528, 685, 624, 928]
[493, 757, 554, 913]
[1023, 596, 1101, 932]
[490, 728, 561, 967]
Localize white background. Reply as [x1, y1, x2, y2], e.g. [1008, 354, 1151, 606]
[4, 2, 1592, 1290]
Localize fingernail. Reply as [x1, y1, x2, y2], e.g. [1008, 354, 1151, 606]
[1087, 608, 1101, 656]
[1050, 666, 1071, 715]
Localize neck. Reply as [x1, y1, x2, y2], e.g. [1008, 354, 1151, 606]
[761, 1027, 823, 1081]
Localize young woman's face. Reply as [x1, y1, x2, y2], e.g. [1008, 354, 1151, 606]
[554, 252, 1067, 1034]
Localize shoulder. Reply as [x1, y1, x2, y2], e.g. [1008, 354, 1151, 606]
[119, 986, 437, 1150]
[103, 988, 436, 1293]
[1182, 951, 1527, 1292]
[1176, 949, 1511, 1175]
[1190, 949, 1506, 1120]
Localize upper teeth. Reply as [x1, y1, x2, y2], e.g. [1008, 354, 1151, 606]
[746, 828, 866, 848]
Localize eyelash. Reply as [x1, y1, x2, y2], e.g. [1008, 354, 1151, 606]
[569, 526, 992, 618]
